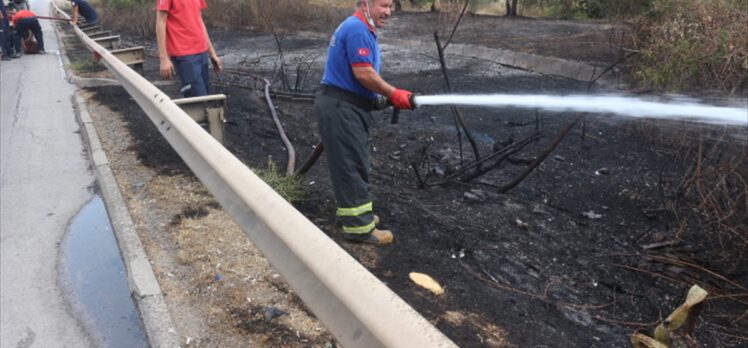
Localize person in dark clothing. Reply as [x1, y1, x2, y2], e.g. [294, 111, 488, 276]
[70, 0, 98, 26]
[315, 0, 414, 246]
[6, 0, 29, 12]
[11, 9, 44, 55]
[0, 2, 15, 60]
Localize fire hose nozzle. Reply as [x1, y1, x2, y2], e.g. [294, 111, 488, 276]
[371, 94, 417, 124]
[372, 95, 392, 111]
[373, 93, 418, 112]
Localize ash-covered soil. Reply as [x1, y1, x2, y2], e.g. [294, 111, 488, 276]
[61, 9, 746, 348]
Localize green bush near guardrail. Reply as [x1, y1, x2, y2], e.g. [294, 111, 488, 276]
[253, 158, 307, 204]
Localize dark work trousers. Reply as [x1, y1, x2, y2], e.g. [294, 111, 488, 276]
[315, 93, 376, 235]
[13, 17, 44, 53]
[1, 3, 11, 57]
[0, 16, 10, 56]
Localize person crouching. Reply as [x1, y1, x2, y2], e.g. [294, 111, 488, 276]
[11, 9, 44, 55]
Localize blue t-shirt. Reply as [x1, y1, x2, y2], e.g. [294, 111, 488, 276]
[320, 13, 380, 100]
[72, 0, 98, 23]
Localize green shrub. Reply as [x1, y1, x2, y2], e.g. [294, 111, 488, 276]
[580, 0, 651, 19]
[632, 0, 747, 93]
[66, 61, 98, 72]
[253, 158, 307, 203]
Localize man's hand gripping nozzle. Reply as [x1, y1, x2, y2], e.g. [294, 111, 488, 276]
[372, 92, 417, 124]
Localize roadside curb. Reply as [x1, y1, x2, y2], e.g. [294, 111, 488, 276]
[72, 89, 181, 348]
[54, 20, 182, 348]
[73, 85, 180, 347]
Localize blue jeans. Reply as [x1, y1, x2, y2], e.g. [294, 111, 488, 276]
[172, 52, 210, 98]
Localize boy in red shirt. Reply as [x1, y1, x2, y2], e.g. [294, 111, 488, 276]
[11, 9, 44, 55]
[156, 0, 222, 97]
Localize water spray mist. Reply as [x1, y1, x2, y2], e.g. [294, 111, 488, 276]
[412, 94, 747, 126]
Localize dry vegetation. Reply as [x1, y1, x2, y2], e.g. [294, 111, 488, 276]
[632, 0, 748, 93]
[623, 120, 747, 274]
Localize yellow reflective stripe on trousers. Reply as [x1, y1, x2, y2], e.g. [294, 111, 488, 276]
[342, 221, 376, 234]
[336, 202, 373, 217]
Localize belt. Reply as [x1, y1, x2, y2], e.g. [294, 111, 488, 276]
[320, 84, 373, 111]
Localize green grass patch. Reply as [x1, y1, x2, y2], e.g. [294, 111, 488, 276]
[66, 61, 98, 73]
[253, 158, 307, 203]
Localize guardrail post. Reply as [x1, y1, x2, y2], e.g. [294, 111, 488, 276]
[88, 31, 113, 39]
[78, 21, 97, 29]
[93, 35, 121, 50]
[110, 46, 146, 75]
[173, 94, 227, 144]
[81, 25, 101, 33]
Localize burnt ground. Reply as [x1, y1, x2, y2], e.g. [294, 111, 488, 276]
[62, 9, 746, 348]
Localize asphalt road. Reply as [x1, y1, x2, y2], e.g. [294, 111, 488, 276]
[0, 1, 94, 346]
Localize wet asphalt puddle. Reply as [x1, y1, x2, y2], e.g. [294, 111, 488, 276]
[60, 195, 148, 347]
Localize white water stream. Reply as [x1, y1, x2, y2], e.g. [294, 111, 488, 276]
[414, 94, 748, 126]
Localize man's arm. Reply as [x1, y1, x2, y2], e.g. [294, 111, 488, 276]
[353, 66, 414, 109]
[70, 5, 79, 24]
[156, 10, 174, 79]
[200, 16, 222, 73]
[352, 66, 395, 97]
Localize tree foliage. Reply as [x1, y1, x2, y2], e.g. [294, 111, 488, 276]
[520, 0, 651, 18]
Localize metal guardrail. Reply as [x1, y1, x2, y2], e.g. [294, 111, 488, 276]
[53, 3, 458, 348]
[173, 94, 227, 144]
[93, 35, 121, 49]
[80, 24, 100, 33]
[88, 30, 112, 39]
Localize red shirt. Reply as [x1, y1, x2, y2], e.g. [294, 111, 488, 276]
[156, 0, 208, 57]
[12, 10, 35, 27]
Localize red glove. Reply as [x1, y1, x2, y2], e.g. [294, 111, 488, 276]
[390, 88, 414, 110]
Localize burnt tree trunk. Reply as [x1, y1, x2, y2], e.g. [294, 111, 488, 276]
[506, 0, 519, 16]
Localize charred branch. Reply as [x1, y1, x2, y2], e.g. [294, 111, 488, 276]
[434, 31, 482, 168]
[428, 133, 541, 186]
[496, 115, 582, 193]
[442, 0, 470, 50]
[460, 258, 614, 310]
[411, 161, 426, 189]
[587, 52, 637, 90]
[296, 142, 324, 177]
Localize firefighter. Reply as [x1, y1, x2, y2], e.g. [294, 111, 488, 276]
[11, 9, 44, 55]
[315, 0, 414, 246]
